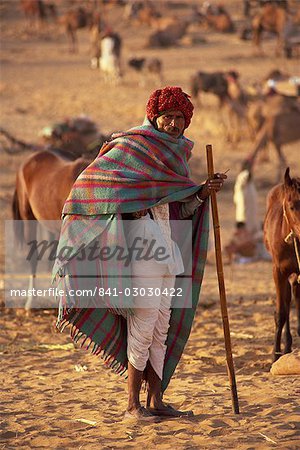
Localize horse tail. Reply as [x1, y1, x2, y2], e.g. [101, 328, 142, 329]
[12, 187, 24, 248]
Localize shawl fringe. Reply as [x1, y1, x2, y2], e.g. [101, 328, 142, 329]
[56, 316, 128, 377]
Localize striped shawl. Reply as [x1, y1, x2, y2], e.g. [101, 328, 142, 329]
[54, 123, 209, 392]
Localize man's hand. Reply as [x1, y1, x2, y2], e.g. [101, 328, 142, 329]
[198, 172, 228, 200]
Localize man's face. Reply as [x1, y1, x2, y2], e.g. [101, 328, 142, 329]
[155, 109, 185, 138]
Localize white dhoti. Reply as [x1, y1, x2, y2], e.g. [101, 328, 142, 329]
[127, 259, 175, 380]
[126, 206, 183, 380]
[233, 169, 259, 233]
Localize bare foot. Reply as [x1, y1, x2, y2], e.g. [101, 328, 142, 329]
[147, 404, 194, 417]
[124, 406, 156, 421]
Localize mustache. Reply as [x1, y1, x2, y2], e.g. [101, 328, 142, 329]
[166, 125, 180, 133]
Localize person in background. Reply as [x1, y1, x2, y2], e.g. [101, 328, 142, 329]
[226, 160, 269, 263]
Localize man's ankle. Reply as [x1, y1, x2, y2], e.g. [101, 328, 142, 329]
[127, 403, 141, 412]
[148, 394, 164, 409]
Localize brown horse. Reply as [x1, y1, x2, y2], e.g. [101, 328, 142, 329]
[12, 149, 90, 309]
[264, 167, 300, 361]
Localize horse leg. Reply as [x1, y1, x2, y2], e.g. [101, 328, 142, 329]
[12, 177, 38, 311]
[26, 272, 36, 311]
[283, 289, 292, 354]
[24, 219, 38, 311]
[296, 284, 300, 337]
[290, 276, 300, 336]
[273, 266, 290, 360]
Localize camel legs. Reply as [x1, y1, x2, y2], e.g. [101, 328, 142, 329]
[252, 26, 264, 55]
[275, 34, 284, 57]
[274, 142, 287, 182]
[67, 27, 78, 53]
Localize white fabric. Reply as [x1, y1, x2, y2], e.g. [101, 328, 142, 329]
[100, 37, 120, 77]
[125, 212, 184, 275]
[127, 258, 175, 379]
[233, 170, 260, 233]
[151, 204, 172, 252]
[125, 206, 184, 379]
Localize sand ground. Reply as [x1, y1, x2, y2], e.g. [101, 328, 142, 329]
[0, 1, 299, 449]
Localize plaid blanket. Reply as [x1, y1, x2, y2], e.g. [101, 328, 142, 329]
[54, 122, 209, 392]
[63, 123, 199, 215]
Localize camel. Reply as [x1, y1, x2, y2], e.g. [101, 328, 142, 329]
[59, 6, 98, 53]
[190, 70, 248, 143]
[246, 94, 300, 181]
[147, 18, 190, 47]
[251, 2, 293, 55]
[146, 10, 204, 48]
[199, 3, 235, 33]
[124, 1, 161, 27]
[1, 116, 109, 160]
[20, 0, 57, 29]
[128, 57, 163, 86]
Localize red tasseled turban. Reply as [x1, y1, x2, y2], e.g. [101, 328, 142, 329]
[146, 86, 194, 129]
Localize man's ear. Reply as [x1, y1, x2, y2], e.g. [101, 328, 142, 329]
[152, 118, 158, 130]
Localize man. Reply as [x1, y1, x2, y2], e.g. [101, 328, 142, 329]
[53, 86, 226, 421]
[226, 160, 270, 263]
[233, 161, 259, 235]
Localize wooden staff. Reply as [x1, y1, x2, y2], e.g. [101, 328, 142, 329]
[206, 144, 240, 414]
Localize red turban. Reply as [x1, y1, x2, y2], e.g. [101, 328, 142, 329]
[146, 86, 194, 129]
